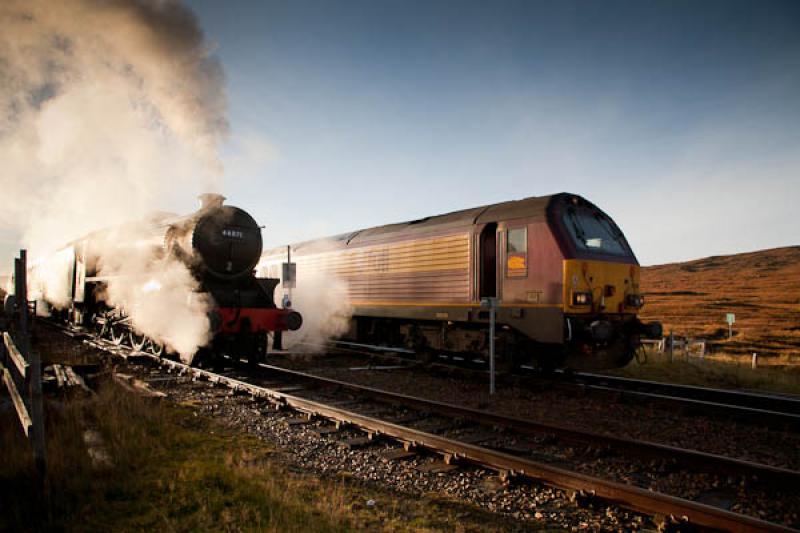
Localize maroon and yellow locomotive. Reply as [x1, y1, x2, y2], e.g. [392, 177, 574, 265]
[262, 193, 659, 371]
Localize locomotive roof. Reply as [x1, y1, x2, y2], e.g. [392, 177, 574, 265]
[285, 193, 570, 253]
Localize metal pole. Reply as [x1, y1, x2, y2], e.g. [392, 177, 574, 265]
[489, 298, 496, 395]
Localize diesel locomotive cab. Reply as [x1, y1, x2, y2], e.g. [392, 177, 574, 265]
[549, 195, 662, 369]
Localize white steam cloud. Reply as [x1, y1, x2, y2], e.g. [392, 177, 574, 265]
[258, 245, 354, 351]
[281, 270, 352, 350]
[0, 0, 228, 361]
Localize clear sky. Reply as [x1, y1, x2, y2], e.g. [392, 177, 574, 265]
[5, 1, 798, 267]
[186, 0, 799, 266]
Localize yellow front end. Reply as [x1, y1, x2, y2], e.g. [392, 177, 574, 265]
[561, 259, 644, 369]
[563, 259, 641, 315]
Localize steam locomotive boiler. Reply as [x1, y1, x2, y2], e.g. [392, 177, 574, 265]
[37, 194, 301, 364]
[261, 193, 660, 371]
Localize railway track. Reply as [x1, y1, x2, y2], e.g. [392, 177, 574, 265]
[565, 372, 800, 424]
[323, 340, 800, 428]
[46, 322, 798, 532]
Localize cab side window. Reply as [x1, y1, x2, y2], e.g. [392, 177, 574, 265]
[506, 227, 527, 277]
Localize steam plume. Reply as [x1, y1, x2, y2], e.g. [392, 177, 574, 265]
[0, 0, 227, 253]
[1, 0, 228, 361]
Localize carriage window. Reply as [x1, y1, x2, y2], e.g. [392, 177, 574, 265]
[506, 227, 527, 277]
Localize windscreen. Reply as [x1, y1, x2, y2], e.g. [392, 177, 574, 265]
[562, 207, 633, 257]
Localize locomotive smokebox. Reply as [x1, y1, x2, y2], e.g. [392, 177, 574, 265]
[165, 194, 263, 280]
[192, 205, 263, 279]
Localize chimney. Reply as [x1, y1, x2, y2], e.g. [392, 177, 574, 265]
[198, 193, 225, 210]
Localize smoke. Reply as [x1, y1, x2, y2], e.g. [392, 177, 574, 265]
[28, 247, 76, 314]
[258, 245, 354, 350]
[281, 270, 353, 350]
[0, 0, 228, 360]
[0, 0, 227, 254]
[93, 224, 212, 362]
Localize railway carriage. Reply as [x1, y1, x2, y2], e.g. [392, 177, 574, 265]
[261, 193, 660, 370]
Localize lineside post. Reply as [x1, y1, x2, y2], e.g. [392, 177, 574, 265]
[668, 330, 674, 363]
[481, 297, 497, 395]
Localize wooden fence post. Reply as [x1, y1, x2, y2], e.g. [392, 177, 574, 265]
[9, 250, 46, 483]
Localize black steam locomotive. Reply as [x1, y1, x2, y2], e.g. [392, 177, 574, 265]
[39, 194, 301, 364]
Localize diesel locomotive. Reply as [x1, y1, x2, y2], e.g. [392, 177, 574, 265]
[261, 193, 660, 371]
[32, 194, 301, 363]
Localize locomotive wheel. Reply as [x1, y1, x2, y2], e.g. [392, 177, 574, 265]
[129, 331, 147, 352]
[248, 333, 267, 367]
[93, 315, 108, 339]
[149, 341, 164, 357]
[109, 324, 126, 346]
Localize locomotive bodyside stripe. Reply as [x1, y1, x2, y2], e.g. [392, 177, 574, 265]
[348, 300, 563, 309]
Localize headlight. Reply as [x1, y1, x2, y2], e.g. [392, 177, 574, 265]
[572, 291, 592, 306]
[626, 294, 644, 308]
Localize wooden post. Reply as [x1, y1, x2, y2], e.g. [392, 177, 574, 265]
[752, 353, 758, 369]
[15, 250, 45, 483]
[668, 331, 674, 363]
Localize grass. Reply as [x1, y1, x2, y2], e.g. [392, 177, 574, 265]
[0, 379, 522, 532]
[639, 246, 800, 362]
[1, 383, 353, 532]
[606, 348, 800, 396]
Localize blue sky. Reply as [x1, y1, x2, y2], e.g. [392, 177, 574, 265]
[182, 1, 798, 264]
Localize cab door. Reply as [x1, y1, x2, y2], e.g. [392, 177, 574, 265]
[478, 222, 497, 299]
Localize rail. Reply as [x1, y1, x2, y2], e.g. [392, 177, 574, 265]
[147, 354, 796, 532]
[570, 372, 800, 420]
[67, 325, 796, 532]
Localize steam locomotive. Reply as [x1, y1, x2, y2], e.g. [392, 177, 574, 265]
[34, 194, 301, 364]
[261, 193, 660, 371]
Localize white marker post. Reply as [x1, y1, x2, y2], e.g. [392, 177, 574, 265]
[481, 297, 497, 395]
[276, 246, 296, 352]
[283, 245, 296, 304]
[726, 313, 735, 339]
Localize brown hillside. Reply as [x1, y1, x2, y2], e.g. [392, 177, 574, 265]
[639, 246, 800, 361]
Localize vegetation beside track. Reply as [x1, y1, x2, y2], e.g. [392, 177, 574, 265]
[640, 245, 800, 363]
[607, 349, 800, 396]
[1, 380, 526, 532]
